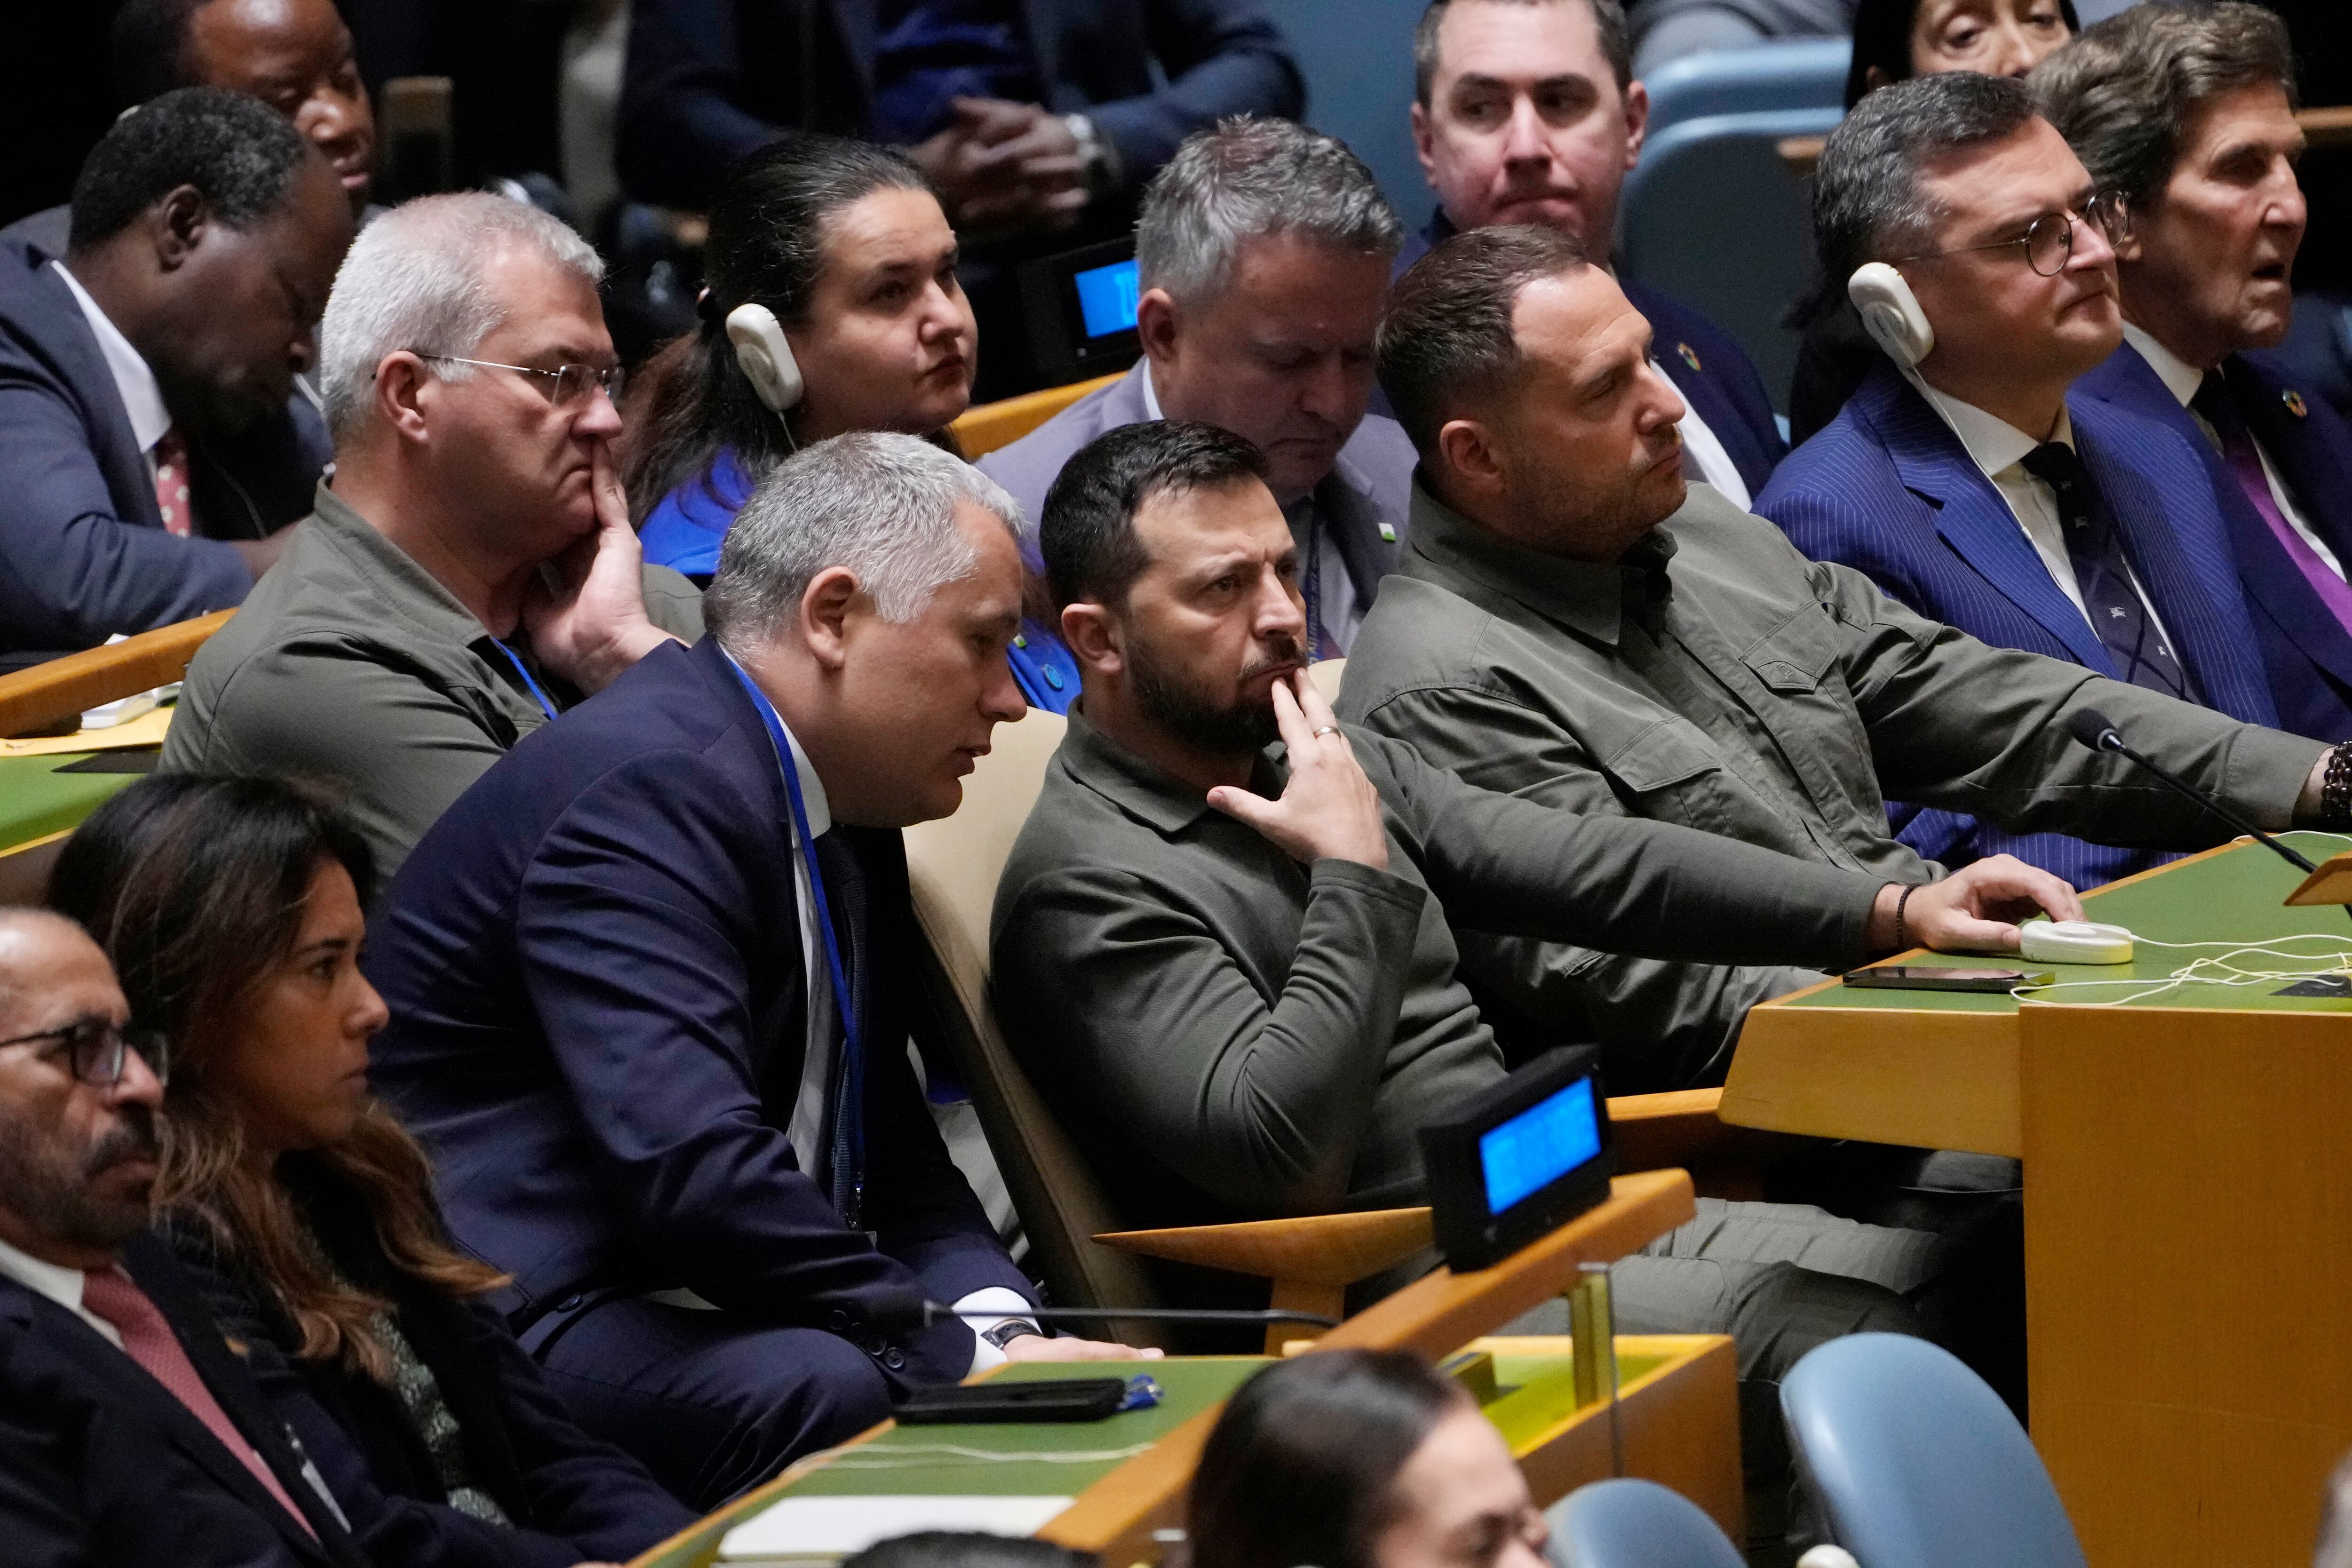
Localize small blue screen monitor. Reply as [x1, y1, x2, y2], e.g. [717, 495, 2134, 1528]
[1478, 1076, 1602, 1214]
[1073, 257, 1142, 340]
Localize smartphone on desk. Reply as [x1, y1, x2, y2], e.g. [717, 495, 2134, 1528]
[895, 1377, 1131, 1425]
[1843, 964, 2051, 994]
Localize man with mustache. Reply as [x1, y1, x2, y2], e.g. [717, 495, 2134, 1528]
[2041, 4, 2352, 745]
[162, 192, 704, 880]
[365, 434, 1145, 1511]
[981, 117, 1416, 669]
[0, 909, 370, 1567]
[1398, 0, 1785, 508]
[1757, 71, 2293, 889]
[995, 417, 2095, 1495]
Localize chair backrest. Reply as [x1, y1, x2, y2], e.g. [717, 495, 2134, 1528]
[1641, 39, 1849, 143]
[951, 372, 1124, 458]
[1305, 657, 1346, 703]
[1619, 106, 1842, 416]
[1781, 1333, 2088, 1568]
[899, 708, 1166, 1341]
[0, 609, 235, 739]
[1548, 1478, 1746, 1568]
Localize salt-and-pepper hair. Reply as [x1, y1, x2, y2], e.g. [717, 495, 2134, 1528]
[1813, 71, 2041, 289]
[706, 432, 1026, 648]
[317, 191, 605, 439]
[1134, 117, 1402, 309]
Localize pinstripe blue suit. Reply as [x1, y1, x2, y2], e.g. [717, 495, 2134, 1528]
[1756, 362, 2279, 888]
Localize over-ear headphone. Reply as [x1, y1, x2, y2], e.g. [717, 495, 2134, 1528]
[724, 303, 805, 416]
[1847, 262, 1936, 370]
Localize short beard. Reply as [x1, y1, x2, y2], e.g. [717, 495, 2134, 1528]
[1128, 633, 1300, 758]
[0, 1101, 159, 1253]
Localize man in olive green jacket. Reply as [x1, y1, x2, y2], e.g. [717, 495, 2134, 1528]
[1341, 223, 2340, 1093]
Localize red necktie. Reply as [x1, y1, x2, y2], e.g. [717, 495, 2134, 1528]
[79, 1265, 317, 1538]
[152, 427, 198, 538]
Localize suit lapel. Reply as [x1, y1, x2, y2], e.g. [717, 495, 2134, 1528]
[24, 258, 164, 531]
[1310, 468, 1399, 612]
[2231, 354, 2352, 566]
[1863, 371, 2115, 671]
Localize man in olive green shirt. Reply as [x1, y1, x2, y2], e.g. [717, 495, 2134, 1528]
[164, 193, 701, 877]
[1343, 223, 2339, 1091]
[995, 420, 2082, 1468]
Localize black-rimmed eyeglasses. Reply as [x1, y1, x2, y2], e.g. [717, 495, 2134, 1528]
[0, 1018, 169, 1087]
[414, 354, 625, 407]
[1894, 191, 2134, 278]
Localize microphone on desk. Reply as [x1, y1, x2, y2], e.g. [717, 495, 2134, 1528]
[917, 1303, 1340, 1331]
[2065, 708, 2319, 875]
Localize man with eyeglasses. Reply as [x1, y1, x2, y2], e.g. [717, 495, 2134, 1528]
[0, 908, 370, 1567]
[1757, 71, 2292, 891]
[163, 192, 705, 880]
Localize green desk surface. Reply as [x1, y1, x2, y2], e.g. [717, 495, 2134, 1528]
[1786, 831, 2352, 1016]
[638, 1350, 1641, 1567]
[0, 752, 145, 852]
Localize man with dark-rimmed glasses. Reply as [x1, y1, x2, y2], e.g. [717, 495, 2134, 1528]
[162, 191, 706, 879]
[0, 907, 370, 1567]
[1759, 69, 2293, 892]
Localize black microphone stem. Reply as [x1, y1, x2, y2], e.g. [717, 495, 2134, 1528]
[920, 1304, 1341, 1330]
[2096, 732, 2319, 874]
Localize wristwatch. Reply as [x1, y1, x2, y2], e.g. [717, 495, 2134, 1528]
[1063, 113, 1121, 201]
[980, 1318, 1045, 1351]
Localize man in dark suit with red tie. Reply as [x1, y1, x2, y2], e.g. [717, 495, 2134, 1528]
[2042, 2, 2352, 744]
[0, 908, 368, 1568]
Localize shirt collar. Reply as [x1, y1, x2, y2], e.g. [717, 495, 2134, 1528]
[1930, 388, 2073, 480]
[1139, 359, 1163, 422]
[307, 484, 509, 647]
[50, 261, 171, 455]
[2121, 321, 2206, 408]
[1405, 476, 1659, 648]
[1058, 700, 1278, 837]
[719, 649, 832, 837]
[0, 1232, 90, 1318]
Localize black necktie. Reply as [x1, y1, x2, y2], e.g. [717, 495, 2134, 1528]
[811, 830, 868, 1227]
[2018, 441, 2195, 700]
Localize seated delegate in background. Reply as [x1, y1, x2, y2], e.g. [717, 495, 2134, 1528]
[162, 192, 702, 881]
[0, 88, 350, 669]
[1787, 0, 2079, 442]
[0, 0, 380, 263]
[50, 774, 696, 1568]
[0, 908, 366, 1568]
[618, 0, 1302, 396]
[367, 435, 1142, 1510]
[1758, 72, 2288, 890]
[1342, 222, 2336, 1106]
[1400, 0, 1782, 509]
[1186, 1350, 1548, 1568]
[2043, 4, 2352, 743]
[980, 117, 1414, 673]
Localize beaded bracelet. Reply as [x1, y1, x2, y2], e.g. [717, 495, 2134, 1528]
[2324, 743, 2352, 830]
[1893, 883, 1919, 954]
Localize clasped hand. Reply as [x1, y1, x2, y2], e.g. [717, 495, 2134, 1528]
[908, 97, 1089, 238]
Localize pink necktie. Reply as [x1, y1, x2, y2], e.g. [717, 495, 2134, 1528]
[2194, 374, 2352, 633]
[152, 427, 197, 538]
[79, 1265, 317, 1538]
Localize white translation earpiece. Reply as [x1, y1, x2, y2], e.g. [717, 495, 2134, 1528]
[724, 303, 805, 415]
[1847, 262, 1937, 370]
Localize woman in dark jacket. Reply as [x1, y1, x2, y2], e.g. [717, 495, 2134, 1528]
[49, 773, 698, 1568]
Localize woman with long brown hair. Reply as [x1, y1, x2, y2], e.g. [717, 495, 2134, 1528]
[49, 773, 695, 1568]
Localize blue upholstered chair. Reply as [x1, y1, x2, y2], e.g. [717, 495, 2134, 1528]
[1546, 1478, 1745, 1568]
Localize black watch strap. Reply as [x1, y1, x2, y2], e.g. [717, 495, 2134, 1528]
[980, 1318, 1044, 1351]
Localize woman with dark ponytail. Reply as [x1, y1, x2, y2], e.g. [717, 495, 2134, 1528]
[50, 774, 695, 1568]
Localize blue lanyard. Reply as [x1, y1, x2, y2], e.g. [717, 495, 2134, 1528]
[723, 657, 865, 1220]
[488, 639, 559, 723]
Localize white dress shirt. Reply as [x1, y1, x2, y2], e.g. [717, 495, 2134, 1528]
[0, 1234, 122, 1349]
[2122, 321, 2346, 581]
[1660, 379, 1752, 512]
[50, 261, 172, 482]
[1140, 364, 1363, 649]
[1922, 385, 2181, 661]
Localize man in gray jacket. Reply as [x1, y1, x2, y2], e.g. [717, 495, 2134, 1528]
[993, 417, 2082, 1497]
[979, 117, 1414, 659]
[1342, 221, 2342, 1094]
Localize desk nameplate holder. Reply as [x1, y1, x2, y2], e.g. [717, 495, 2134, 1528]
[2281, 852, 2352, 996]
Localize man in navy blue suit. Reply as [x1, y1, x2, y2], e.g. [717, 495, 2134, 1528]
[1756, 72, 2281, 889]
[366, 432, 1146, 1509]
[2039, 3, 2352, 744]
[0, 88, 351, 669]
[1396, 0, 1786, 509]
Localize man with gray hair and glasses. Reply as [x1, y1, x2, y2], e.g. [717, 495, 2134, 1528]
[161, 191, 705, 879]
[2042, 3, 2352, 744]
[982, 116, 1414, 663]
[1756, 70, 2292, 890]
[365, 432, 1146, 1508]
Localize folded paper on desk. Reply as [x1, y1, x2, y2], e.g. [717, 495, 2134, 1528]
[717, 1495, 1075, 1564]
